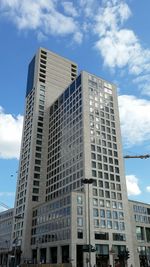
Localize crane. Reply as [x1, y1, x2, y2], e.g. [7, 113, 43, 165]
[124, 154, 150, 159]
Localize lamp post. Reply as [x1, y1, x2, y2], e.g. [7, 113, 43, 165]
[82, 178, 94, 267]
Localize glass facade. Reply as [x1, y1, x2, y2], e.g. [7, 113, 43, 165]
[46, 75, 83, 201]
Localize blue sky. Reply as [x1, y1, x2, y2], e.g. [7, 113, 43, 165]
[0, 0, 150, 211]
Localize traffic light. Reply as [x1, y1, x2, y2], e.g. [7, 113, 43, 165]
[125, 250, 130, 260]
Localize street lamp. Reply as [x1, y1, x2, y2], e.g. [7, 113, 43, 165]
[82, 178, 94, 267]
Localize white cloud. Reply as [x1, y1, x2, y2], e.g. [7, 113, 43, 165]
[126, 175, 141, 196]
[62, 2, 78, 17]
[94, 0, 131, 36]
[0, 107, 23, 159]
[95, 29, 137, 68]
[146, 186, 150, 193]
[1, 0, 150, 91]
[78, 0, 99, 18]
[0, 0, 82, 43]
[119, 95, 150, 147]
[94, 0, 150, 95]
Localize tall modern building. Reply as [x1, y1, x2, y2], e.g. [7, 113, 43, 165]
[12, 48, 134, 267]
[12, 48, 77, 261]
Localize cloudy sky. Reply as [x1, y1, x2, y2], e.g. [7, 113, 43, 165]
[0, 0, 150, 211]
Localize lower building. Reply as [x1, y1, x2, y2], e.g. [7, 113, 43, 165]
[1, 199, 150, 267]
[129, 200, 150, 267]
[30, 190, 132, 267]
[31, 192, 85, 266]
[0, 209, 13, 266]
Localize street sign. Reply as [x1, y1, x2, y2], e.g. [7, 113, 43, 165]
[82, 245, 96, 252]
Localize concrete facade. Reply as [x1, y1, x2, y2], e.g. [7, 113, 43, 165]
[12, 48, 77, 261]
[129, 200, 150, 267]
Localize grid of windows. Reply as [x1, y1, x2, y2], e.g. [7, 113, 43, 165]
[46, 76, 84, 201]
[32, 84, 46, 202]
[14, 88, 35, 238]
[133, 203, 150, 224]
[88, 75, 124, 231]
[31, 195, 71, 245]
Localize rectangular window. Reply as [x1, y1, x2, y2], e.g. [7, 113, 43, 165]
[93, 198, 98, 206]
[33, 180, 40, 186]
[77, 217, 83, 227]
[32, 195, 38, 202]
[77, 206, 83, 215]
[99, 200, 104, 207]
[93, 208, 99, 217]
[146, 228, 150, 242]
[94, 219, 99, 227]
[77, 229, 83, 239]
[113, 233, 126, 241]
[100, 209, 105, 218]
[95, 232, 109, 240]
[33, 188, 39, 194]
[77, 195, 83, 204]
[107, 220, 112, 229]
[136, 226, 145, 241]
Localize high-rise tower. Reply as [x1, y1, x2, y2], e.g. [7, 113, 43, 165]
[12, 48, 77, 260]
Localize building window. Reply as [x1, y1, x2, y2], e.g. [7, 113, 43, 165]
[92, 170, 97, 177]
[77, 195, 83, 204]
[93, 188, 98, 196]
[120, 222, 125, 230]
[100, 220, 106, 228]
[33, 188, 39, 194]
[94, 219, 99, 227]
[106, 210, 111, 218]
[96, 244, 109, 255]
[106, 200, 111, 208]
[95, 232, 109, 240]
[113, 233, 126, 241]
[77, 229, 83, 239]
[77, 217, 83, 227]
[77, 206, 83, 215]
[118, 202, 123, 209]
[99, 199, 104, 207]
[107, 220, 112, 229]
[113, 211, 118, 219]
[93, 198, 98, 206]
[114, 221, 119, 230]
[112, 201, 117, 209]
[93, 209, 99, 217]
[146, 228, 150, 242]
[100, 209, 105, 218]
[32, 196, 38, 202]
[136, 226, 145, 241]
